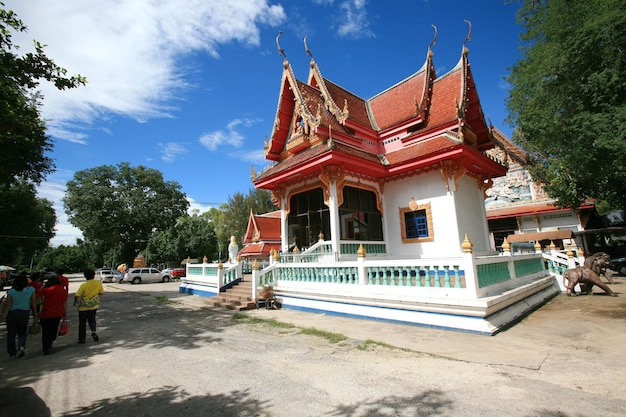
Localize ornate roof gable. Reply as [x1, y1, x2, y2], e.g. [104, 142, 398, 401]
[305, 37, 350, 126]
[368, 27, 437, 133]
[265, 33, 322, 161]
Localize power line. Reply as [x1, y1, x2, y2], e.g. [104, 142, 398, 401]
[0, 235, 50, 240]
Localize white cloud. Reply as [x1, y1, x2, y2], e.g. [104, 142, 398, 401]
[159, 142, 190, 163]
[37, 176, 85, 247]
[7, 0, 286, 143]
[199, 118, 261, 151]
[336, 0, 374, 39]
[187, 197, 217, 215]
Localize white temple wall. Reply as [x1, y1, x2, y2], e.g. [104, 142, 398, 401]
[453, 175, 492, 253]
[382, 171, 462, 259]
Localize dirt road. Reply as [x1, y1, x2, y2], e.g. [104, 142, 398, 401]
[1, 278, 625, 416]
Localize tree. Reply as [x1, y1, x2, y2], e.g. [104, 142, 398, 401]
[35, 241, 99, 273]
[63, 163, 189, 265]
[506, 0, 626, 211]
[0, 180, 55, 267]
[205, 206, 229, 261]
[0, 5, 86, 187]
[219, 188, 275, 253]
[146, 213, 218, 265]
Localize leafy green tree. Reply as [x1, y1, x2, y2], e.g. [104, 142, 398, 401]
[147, 213, 217, 265]
[216, 188, 275, 257]
[506, 0, 626, 211]
[0, 5, 85, 264]
[63, 163, 189, 266]
[205, 206, 229, 260]
[0, 180, 55, 266]
[245, 188, 275, 215]
[0, 5, 86, 187]
[35, 240, 99, 273]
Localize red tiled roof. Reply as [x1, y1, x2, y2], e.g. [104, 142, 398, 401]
[254, 215, 281, 241]
[324, 78, 372, 129]
[487, 202, 560, 219]
[487, 201, 595, 220]
[255, 140, 382, 183]
[239, 242, 281, 257]
[385, 135, 460, 166]
[260, 46, 503, 186]
[369, 69, 427, 130]
[490, 127, 527, 165]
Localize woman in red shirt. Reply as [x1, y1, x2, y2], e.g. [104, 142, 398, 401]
[38, 276, 68, 355]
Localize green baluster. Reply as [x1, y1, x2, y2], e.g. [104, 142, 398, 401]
[368, 268, 374, 285]
[443, 265, 451, 288]
[383, 267, 389, 285]
[453, 266, 461, 288]
[433, 266, 440, 287]
[375, 267, 382, 285]
[414, 267, 421, 287]
[424, 266, 431, 287]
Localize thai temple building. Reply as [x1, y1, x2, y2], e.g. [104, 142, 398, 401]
[181, 29, 573, 335]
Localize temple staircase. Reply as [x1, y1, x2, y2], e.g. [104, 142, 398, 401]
[204, 280, 256, 311]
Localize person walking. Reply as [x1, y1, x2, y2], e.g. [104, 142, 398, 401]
[0, 274, 38, 358]
[56, 269, 70, 294]
[38, 276, 68, 355]
[74, 269, 104, 344]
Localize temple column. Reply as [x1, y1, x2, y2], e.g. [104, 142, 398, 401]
[328, 181, 341, 257]
[320, 165, 345, 259]
[281, 196, 289, 253]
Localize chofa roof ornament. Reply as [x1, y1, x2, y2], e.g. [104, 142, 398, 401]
[463, 19, 472, 49]
[276, 31, 286, 59]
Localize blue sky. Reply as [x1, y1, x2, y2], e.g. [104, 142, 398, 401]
[6, 0, 521, 246]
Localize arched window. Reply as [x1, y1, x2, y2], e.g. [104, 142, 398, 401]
[287, 188, 330, 250]
[339, 187, 383, 241]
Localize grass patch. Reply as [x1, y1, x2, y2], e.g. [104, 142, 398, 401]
[232, 312, 248, 321]
[234, 314, 348, 342]
[357, 339, 411, 352]
[300, 327, 347, 343]
[155, 295, 174, 304]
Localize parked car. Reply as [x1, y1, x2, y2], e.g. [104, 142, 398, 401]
[124, 267, 167, 284]
[609, 256, 626, 276]
[96, 269, 123, 283]
[160, 268, 174, 281]
[171, 268, 186, 279]
[0, 271, 17, 290]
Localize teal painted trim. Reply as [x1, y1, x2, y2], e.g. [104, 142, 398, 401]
[477, 262, 510, 288]
[188, 267, 203, 275]
[514, 258, 544, 277]
[340, 242, 386, 255]
[363, 266, 466, 288]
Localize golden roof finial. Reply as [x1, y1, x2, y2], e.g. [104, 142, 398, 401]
[461, 234, 473, 253]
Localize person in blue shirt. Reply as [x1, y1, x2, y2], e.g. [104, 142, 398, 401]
[0, 273, 38, 358]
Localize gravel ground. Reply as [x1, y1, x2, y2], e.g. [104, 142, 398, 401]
[0, 277, 625, 417]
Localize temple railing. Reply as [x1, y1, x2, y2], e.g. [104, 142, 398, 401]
[181, 245, 573, 302]
[250, 250, 551, 302]
[280, 240, 387, 263]
[181, 262, 242, 292]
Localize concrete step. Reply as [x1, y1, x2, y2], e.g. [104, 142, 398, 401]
[206, 280, 257, 311]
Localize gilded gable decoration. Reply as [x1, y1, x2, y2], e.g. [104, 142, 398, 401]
[440, 159, 467, 192]
[271, 183, 287, 211]
[319, 164, 346, 207]
[476, 175, 494, 199]
[304, 36, 349, 125]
